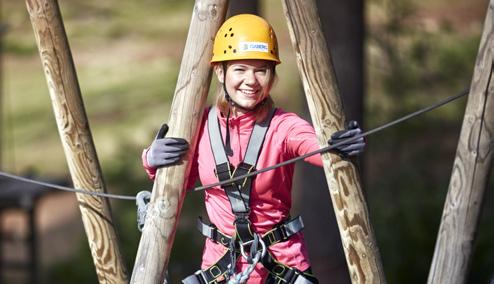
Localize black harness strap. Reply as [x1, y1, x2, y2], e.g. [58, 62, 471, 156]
[198, 216, 305, 248]
[182, 250, 231, 284]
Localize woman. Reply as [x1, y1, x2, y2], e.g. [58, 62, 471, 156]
[142, 14, 365, 284]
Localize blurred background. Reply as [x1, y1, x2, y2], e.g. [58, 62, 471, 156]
[0, 0, 493, 283]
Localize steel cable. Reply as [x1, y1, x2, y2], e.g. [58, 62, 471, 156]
[0, 88, 468, 200]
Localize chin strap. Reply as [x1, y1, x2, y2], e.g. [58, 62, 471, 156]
[221, 63, 266, 157]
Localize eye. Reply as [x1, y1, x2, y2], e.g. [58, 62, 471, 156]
[255, 68, 268, 75]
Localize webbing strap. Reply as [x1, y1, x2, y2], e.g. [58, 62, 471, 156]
[182, 251, 231, 284]
[197, 216, 305, 248]
[189, 216, 315, 283]
[262, 253, 317, 284]
[208, 107, 229, 166]
[207, 107, 276, 217]
[243, 108, 276, 166]
[207, 107, 275, 167]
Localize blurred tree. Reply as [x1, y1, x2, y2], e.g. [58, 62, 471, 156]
[317, 0, 365, 123]
[293, 0, 364, 283]
[227, 0, 259, 16]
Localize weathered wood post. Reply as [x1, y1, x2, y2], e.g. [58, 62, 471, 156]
[282, 0, 386, 283]
[131, 1, 228, 283]
[26, 0, 129, 282]
[427, 1, 494, 283]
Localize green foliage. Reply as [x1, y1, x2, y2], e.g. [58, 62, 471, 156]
[2, 0, 494, 282]
[47, 244, 99, 283]
[3, 40, 37, 56]
[366, 0, 494, 282]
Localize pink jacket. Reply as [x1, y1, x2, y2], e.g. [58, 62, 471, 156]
[142, 107, 323, 282]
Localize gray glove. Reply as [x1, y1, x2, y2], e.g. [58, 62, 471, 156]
[328, 121, 365, 157]
[146, 124, 189, 168]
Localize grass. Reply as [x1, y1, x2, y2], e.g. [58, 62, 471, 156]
[2, 0, 194, 175]
[2, 0, 302, 176]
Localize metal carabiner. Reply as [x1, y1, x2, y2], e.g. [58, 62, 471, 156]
[239, 234, 266, 263]
[136, 190, 151, 232]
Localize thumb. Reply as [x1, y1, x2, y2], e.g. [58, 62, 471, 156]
[155, 124, 169, 140]
[347, 120, 359, 130]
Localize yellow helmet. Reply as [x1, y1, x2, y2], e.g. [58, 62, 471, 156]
[211, 14, 281, 64]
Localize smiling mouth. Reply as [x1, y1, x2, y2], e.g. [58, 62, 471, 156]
[239, 89, 258, 98]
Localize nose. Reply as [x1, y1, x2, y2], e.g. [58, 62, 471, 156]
[244, 70, 257, 86]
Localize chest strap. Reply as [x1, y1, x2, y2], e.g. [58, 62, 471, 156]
[207, 107, 276, 243]
[207, 106, 275, 212]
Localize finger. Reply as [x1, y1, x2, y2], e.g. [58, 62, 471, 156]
[154, 138, 188, 149]
[331, 128, 361, 139]
[162, 137, 189, 146]
[339, 143, 365, 152]
[346, 149, 364, 156]
[155, 124, 169, 140]
[162, 156, 181, 165]
[330, 129, 347, 140]
[330, 136, 364, 146]
[347, 120, 359, 130]
[162, 144, 189, 153]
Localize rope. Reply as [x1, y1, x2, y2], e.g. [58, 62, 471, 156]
[0, 88, 468, 200]
[191, 88, 469, 192]
[0, 171, 137, 200]
[228, 235, 267, 284]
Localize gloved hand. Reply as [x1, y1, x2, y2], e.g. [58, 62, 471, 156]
[146, 124, 189, 168]
[328, 121, 365, 157]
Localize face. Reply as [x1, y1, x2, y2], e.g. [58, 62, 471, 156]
[215, 59, 274, 115]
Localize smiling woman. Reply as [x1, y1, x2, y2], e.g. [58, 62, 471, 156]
[141, 13, 365, 284]
[213, 60, 275, 117]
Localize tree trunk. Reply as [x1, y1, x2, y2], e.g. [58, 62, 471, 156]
[228, 0, 259, 16]
[130, 1, 229, 283]
[428, 1, 494, 283]
[26, 0, 128, 282]
[295, 1, 364, 283]
[282, 0, 385, 283]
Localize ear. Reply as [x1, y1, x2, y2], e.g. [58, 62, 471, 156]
[213, 64, 224, 84]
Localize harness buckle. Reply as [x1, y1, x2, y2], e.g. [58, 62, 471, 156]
[193, 269, 209, 284]
[215, 162, 233, 178]
[239, 233, 267, 263]
[233, 212, 251, 224]
[279, 223, 289, 239]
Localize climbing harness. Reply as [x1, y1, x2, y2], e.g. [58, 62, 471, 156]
[183, 107, 317, 284]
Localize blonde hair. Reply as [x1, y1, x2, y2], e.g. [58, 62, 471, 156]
[213, 62, 277, 122]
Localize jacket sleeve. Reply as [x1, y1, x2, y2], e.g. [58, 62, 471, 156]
[282, 113, 324, 167]
[142, 148, 157, 180]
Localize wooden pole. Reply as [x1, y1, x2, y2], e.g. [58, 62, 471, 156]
[25, 0, 129, 282]
[281, 0, 386, 283]
[130, 1, 228, 283]
[427, 2, 494, 283]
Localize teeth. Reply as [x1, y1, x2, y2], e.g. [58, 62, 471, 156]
[240, 90, 256, 95]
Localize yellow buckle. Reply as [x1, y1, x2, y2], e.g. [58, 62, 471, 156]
[209, 265, 222, 278]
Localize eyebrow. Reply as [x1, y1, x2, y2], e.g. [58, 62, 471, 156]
[230, 63, 270, 69]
